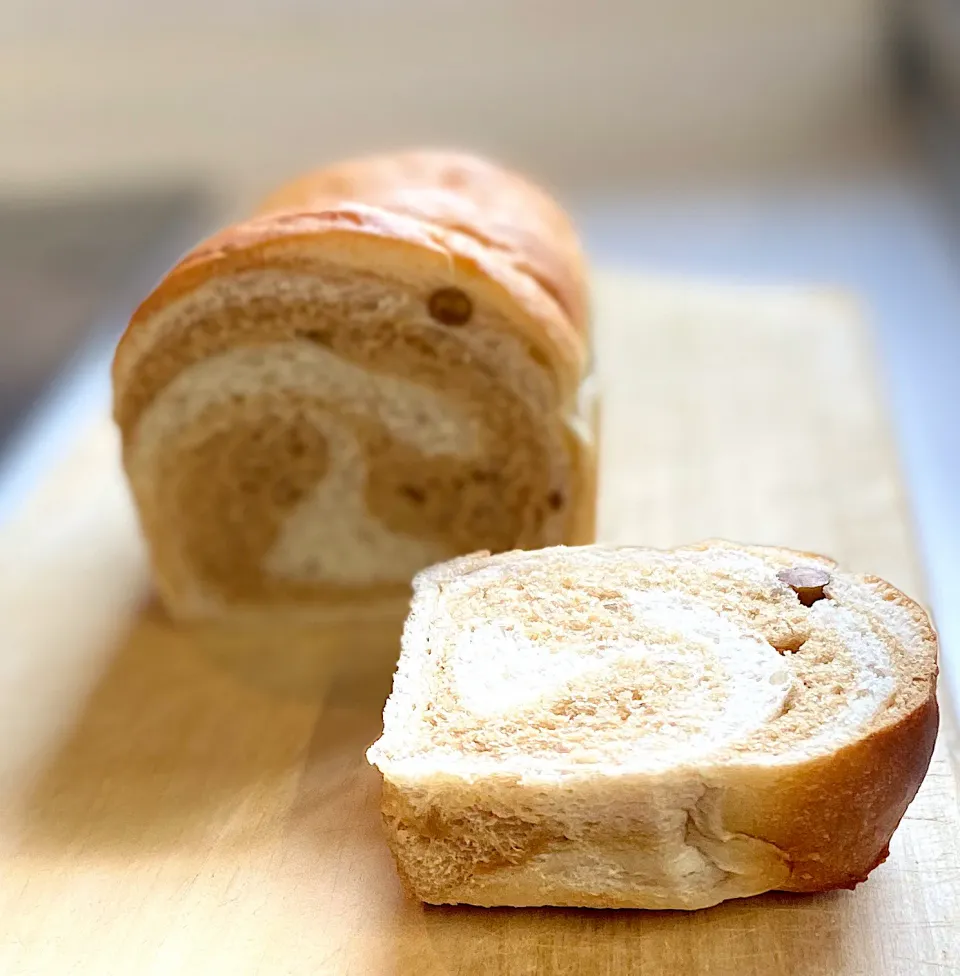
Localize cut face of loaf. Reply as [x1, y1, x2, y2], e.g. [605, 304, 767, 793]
[111, 151, 596, 620]
[366, 542, 939, 910]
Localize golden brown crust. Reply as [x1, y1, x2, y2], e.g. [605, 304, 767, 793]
[718, 691, 938, 894]
[254, 150, 589, 337]
[115, 149, 589, 394]
[113, 201, 588, 425]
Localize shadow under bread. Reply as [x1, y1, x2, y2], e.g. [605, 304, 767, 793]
[13, 589, 405, 856]
[178, 597, 409, 704]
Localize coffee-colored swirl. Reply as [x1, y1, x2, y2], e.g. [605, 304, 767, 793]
[381, 545, 927, 774]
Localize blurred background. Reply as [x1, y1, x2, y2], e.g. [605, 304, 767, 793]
[0, 0, 958, 701]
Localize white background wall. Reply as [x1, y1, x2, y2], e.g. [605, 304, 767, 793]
[0, 0, 899, 204]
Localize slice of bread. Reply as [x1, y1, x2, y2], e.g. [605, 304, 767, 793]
[111, 150, 597, 623]
[366, 541, 939, 910]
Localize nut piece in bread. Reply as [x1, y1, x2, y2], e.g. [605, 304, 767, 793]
[111, 150, 597, 623]
[366, 541, 939, 910]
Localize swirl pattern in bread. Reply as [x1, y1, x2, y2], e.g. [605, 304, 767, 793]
[112, 151, 596, 620]
[367, 541, 939, 909]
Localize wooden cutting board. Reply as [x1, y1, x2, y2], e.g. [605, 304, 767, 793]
[0, 274, 956, 976]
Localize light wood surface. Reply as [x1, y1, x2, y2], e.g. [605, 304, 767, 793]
[0, 274, 956, 975]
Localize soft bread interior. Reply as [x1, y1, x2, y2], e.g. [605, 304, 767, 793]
[372, 544, 930, 781]
[367, 543, 938, 909]
[117, 261, 591, 617]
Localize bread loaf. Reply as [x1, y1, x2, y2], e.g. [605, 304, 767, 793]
[366, 541, 939, 910]
[111, 151, 597, 621]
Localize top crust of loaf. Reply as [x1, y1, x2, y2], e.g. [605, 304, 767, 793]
[254, 149, 589, 334]
[113, 151, 590, 414]
[368, 541, 938, 785]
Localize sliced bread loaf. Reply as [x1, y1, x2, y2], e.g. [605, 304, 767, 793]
[366, 541, 939, 910]
[111, 150, 597, 623]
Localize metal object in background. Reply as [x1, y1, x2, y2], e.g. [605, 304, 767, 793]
[0, 184, 212, 453]
[886, 0, 960, 725]
[888, 0, 960, 217]
[0, 183, 213, 523]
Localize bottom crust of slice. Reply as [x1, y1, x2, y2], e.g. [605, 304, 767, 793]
[379, 691, 938, 910]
